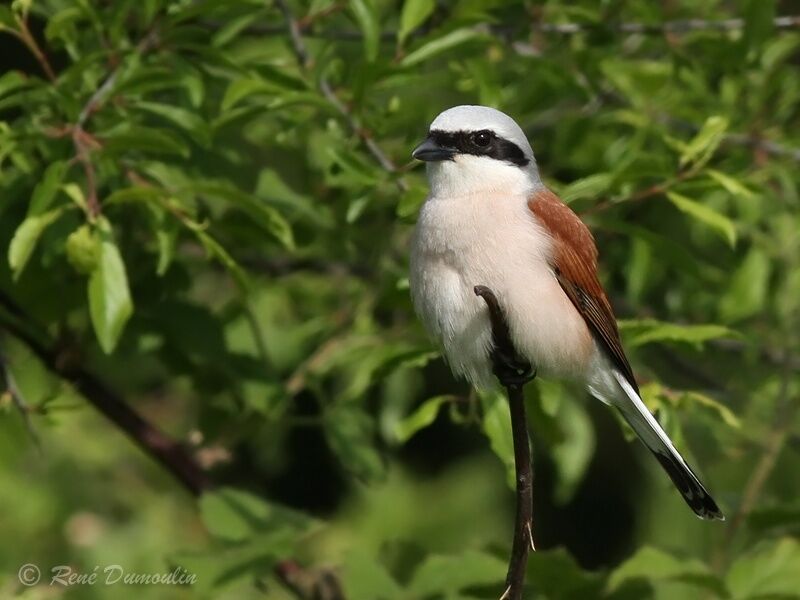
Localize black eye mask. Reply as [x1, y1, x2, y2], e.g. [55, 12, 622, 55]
[428, 129, 530, 167]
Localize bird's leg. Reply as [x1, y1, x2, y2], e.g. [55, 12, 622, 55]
[474, 285, 536, 600]
[473, 285, 536, 388]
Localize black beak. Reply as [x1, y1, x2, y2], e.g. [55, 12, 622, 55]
[412, 137, 455, 162]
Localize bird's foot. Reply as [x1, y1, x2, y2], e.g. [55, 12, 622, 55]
[491, 351, 536, 389]
[474, 285, 537, 388]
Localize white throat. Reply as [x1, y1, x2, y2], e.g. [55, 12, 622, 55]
[426, 155, 542, 199]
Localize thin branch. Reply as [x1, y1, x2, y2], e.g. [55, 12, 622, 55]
[722, 132, 800, 163]
[0, 291, 211, 496]
[240, 14, 800, 165]
[712, 355, 798, 572]
[274, 560, 345, 600]
[659, 114, 800, 164]
[474, 285, 536, 600]
[529, 15, 800, 35]
[72, 26, 162, 218]
[13, 15, 57, 82]
[244, 14, 800, 40]
[0, 346, 41, 449]
[274, 0, 408, 191]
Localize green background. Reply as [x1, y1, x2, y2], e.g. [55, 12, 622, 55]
[1, 0, 799, 598]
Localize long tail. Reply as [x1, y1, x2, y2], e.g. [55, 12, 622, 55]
[610, 371, 724, 520]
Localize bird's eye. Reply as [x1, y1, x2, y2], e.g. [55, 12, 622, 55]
[471, 131, 492, 147]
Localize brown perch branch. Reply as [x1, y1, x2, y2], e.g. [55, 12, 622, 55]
[474, 285, 536, 600]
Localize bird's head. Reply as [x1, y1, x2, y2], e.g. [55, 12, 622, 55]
[412, 105, 540, 197]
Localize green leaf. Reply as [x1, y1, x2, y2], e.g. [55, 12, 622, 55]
[189, 183, 295, 250]
[560, 173, 613, 204]
[401, 28, 484, 67]
[393, 395, 451, 443]
[345, 196, 370, 224]
[479, 389, 515, 486]
[609, 546, 725, 596]
[398, 0, 435, 45]
[341, 548, 402, 600]
[175, 60, 204, 108]
[0, 5, 15, 30]
[526, 548, 604, 598]
[28, 160, 68, 216]
[61, 183, 87, 212]
[666, 191, 736, 247]
[88, 218, 134, 354]
[324, 404, 384, 481]
[551, 399, 594, 504]
[349, 0, 380, 62]
[743, 0, 776, 57]
[191, 226, 249, 288]
[707, 169, 756, 200]
[727, 538, 800, 600]
[680, 391, 741, 429]
[8, 208, 64, 279]
[104, 186, 163, 206]
[409, 550, 506, 596]
[0, 70, 31, 98]
[618, 318, 740, 348]
[679, 116, 728, 169]
[199, 487, 312, 543]
[220, 78, 272, 112]
[155, 219, 179, 276]
[211, 11, 262, 47]
[720, 247, 771, 322]
[134, 101, 211, 147]
[747, 505, 800, 533]
[100, 126, 190, 158]
[396, 183, 428, 220]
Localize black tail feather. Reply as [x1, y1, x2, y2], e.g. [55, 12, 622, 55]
[652, 451, 724, 520]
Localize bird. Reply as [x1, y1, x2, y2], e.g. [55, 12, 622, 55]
[408, 104, 724, 520]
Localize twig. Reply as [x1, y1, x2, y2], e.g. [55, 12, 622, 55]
[581, 178, 676, 215]
[529, 15, 800, 35]
[658, 114, 800, 164]
[712, 355, 798, 572]
[474, 285, 535, 600]
[0, 345, 41, 449]
[71, 26, 161, 218]
[11, 15, 57, 82]
[0, 291, 211, 496]
[243, 14, 800, 40]
[274, 0, 408, 191]
[274, 560, 345, 600]
[722, 132, 800, 163]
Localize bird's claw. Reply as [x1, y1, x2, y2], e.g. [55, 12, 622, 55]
[491, 354, 536, 388]
[474, 285, 537, 388]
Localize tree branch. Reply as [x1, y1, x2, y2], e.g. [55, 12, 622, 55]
[474, 285, 535, 600]
[713, 355, 798, 571]
[244, 14, 800, 40]
[273, 0, 408, 191]
[529, 15, 800, 35]
[11, 14, 57, 82]
[71, 26, 161, 218]
[0, 346, 41, 449]
[0, 291, 211, 496]
[274, 560, 345, 600]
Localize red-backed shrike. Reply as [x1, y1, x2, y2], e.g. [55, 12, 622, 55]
[409, 105, 723, 520]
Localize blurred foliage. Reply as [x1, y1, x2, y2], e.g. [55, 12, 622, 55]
[1, 0, 799, 598]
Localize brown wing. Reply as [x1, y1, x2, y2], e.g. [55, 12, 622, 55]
[528, 188, 638, 392]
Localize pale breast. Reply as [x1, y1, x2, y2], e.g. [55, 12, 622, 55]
[409, 190, 593, 388]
